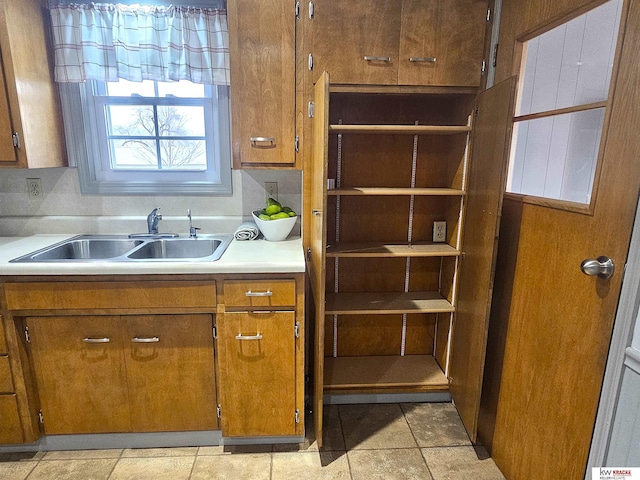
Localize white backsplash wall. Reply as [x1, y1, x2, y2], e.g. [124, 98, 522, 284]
[0, 167, 302, 236]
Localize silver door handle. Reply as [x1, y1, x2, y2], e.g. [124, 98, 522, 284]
[409, 57, 437, 63]
[83, 337, 110, 343]
[581, 256, 615, 279]
[245, 290, 272, 297]
[364, 55, 391, 62]
[131, 336, 160, 343]
[235, 333, 263, 340]
[250, 137, 275, 145]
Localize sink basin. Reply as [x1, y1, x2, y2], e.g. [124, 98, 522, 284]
[127, 238, 227, 261]
[10, 234, 233, 263]
[29, 238, 144, 261]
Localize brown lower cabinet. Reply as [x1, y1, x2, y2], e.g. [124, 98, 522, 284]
[0, 394, 23, 443]
[27, 314, 217, 434]
[216, 311, 297, 436]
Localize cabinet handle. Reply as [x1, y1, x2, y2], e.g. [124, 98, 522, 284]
[364, 55, 391, 62]
[131, 336, 160, 343]
[235, 333, 263, 341]
[312, 210, 321, 216]
[246, 290, 273, 297]
[82, 337, 110, 343]
[250, 137, 276, 146]
[409, 57, 437, 63]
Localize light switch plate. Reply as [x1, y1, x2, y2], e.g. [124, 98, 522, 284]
[265, 182, 278, 201]
[433, 221, 447, 243]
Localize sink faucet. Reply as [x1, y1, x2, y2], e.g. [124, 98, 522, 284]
[188, 209, 200, 238]
[147, 208, 162, 234]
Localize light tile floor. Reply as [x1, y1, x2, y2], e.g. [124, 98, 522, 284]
[0, 403, 505, 480]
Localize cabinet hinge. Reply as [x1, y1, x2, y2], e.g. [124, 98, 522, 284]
[461, 251, 466, 260]
[294, 135, 300, 153]
[24, 326, 30, 343]
[12, 132, 20, 149]
[216, 405, 221, 419]
[308, 1, 314, 19]
[486, 7, 491, 22]
[308, 101, 314, 118]
[294, 321, 300, 338]
[295, 409, 300, 423]
[213, 325, 217, 339]
[295, 1, 300, 18]
[306, 247, 312, 261]
[481, 60, 486, 75]
[474, 107, 479, 119]
[492, 43, 499, 68]
[308, 53, 313, 71]
[38, 409, 44, 424]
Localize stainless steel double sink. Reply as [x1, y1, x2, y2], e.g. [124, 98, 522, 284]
[10, 234, 233, 263]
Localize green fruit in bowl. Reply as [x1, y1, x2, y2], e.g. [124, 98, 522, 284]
[258, 214, 271, 220]
[265, 204, 282, 215]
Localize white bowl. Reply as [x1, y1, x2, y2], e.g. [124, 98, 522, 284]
[252, 211, 297, 241]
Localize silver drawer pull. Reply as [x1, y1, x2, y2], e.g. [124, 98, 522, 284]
[235, 333, 263, 341]
[246, 290, 273, 297]
[250, 137, 275, 145]
[82, 337, 110, 343]
[131, 336, 160, 343]
[410, 57, 437, 63]
[364, 55, 391, 62]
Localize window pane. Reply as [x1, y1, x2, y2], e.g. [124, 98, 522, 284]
[157, 81, 205, 98]
[507, 108, 606, 204]
[110, 139, 159, 169]
[105, 80, 156, 97]
[159, 139, 207, 170]
[157, 106, 205, 137]
[516, 0, 622, 116]
[107, 105, 156, 137]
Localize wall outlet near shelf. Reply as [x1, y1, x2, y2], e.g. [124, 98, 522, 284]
[433, 221, 447, 243]
[265, 182, 278, 201]
[27, 178, 42, 198]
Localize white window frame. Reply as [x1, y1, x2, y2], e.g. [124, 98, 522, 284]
[59, 81, 233, 195]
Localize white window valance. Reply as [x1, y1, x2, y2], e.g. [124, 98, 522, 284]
[49, 3, 230, 85]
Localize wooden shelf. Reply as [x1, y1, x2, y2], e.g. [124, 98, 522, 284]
[327, 187, 464, 196]
[324, 355, 449, 391]
[325, 291, 454, 315]
[329, 125, 471, 135]
[326, 242, 460, 258]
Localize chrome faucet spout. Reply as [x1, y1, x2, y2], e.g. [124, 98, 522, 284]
[147, 208, 162, 234]
[188, 209, 201, 238]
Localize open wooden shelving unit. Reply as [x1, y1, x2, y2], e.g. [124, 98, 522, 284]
[309, 75, 479, 398]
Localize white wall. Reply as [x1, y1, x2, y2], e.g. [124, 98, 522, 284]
[0, 166, 302, 237]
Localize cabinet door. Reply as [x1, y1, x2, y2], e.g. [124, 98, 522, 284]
[309, 72, 329, 447]
[312, 0, 401, 85]
[27, 316, 131, 434]
[124, 315, 217, 432]
[0, 55, 16, 163]
[0, 394, 23, 443]
[449, 77, 516, 441]
[398, 0, 488, 86]
[217, 311, 296, 436]
[228, 0, 296, 167]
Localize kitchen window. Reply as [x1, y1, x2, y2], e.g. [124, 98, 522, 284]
[50, 1, 232, 195]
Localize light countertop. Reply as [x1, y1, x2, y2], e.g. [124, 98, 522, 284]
[0, 235, 305, 276]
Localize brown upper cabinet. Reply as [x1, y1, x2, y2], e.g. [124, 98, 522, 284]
[228, 0, 298, 169]
[0, 0, 66, 169]
[310, 0, 489, 86]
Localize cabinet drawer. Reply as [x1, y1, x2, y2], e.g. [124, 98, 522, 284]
[4, 281, 217, 311]
[223, 280, 296, 308]
[0, 356, 13, 393]
[0, 394, 24, 443]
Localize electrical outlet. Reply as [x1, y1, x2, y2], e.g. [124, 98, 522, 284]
[27, 178, 42, 199]
[265, 182, 278, 201]
[433, 221, 447, 243]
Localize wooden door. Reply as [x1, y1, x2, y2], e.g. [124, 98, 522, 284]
[449, 78, 516, 441]
[27, 316, 131, 434]
[309, 71, 329, 447]
[227, 0, 296, 167]
[398, 0, 488, 86]
[489, 2, 640, 477]
[124, 315, 217, 432]
[217, 311, 297, 436]
[311, 0, 401, 85]
[0, 395, 22, 443]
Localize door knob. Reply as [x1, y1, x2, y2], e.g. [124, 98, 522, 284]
[581, 256, 615, 279]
